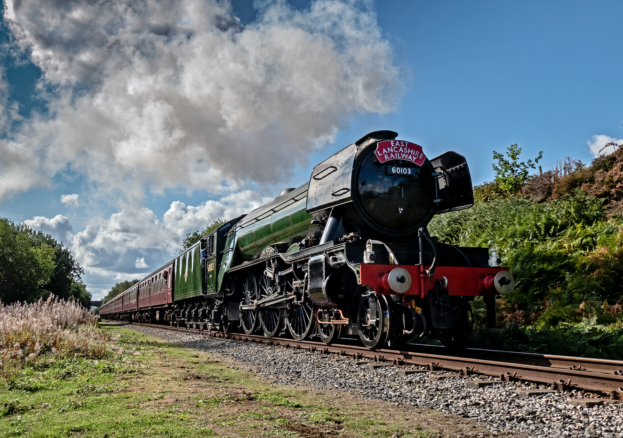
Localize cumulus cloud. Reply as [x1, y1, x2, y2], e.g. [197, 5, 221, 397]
[71, 207, 179, 278]
[23, 214, 74, 243]
[69, 189, 269, 283]
[588, 135, 623, 157]
[163, 190, 272, 236]
[135, 257, 149, 269]
[60, 194, 79, 207]
[0, 0, 403, 204]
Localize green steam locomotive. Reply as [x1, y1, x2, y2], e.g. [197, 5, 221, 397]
[100, 130, 514, 349]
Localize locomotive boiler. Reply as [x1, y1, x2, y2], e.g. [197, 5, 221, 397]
[101, 130, 514, 349]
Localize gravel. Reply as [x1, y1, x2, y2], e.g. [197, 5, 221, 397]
[127, 324, 623, 438]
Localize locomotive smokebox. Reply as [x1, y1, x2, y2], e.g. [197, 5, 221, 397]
[307, 130, 476, 238]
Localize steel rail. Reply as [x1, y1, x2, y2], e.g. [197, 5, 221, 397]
[118, 321, 623, 399]
[406, 344, 623, 375]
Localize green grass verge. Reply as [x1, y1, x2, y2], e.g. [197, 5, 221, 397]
[0, 323, 487, 437]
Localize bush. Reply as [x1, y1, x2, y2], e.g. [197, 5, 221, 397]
[429, 189, 623, 358]
[521, 147, 623, 215]
[430, 190, 623, 308]
[436, 145, 623, 358]
[473, 181, 509, 203]
[470, 316, 623, 360]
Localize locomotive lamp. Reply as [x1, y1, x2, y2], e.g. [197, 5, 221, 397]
[364, 240, 376, 264]
[489, 247, 502, 267]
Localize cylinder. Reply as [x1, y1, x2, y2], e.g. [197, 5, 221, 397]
[320, 215, 339, 244]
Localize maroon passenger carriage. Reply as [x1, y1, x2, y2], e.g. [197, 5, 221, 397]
[101, 262, 174, 323]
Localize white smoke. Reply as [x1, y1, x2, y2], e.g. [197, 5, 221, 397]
[1, 0, 403, 204]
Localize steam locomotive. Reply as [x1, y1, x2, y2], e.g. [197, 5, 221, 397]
[100, 130, 514, 349]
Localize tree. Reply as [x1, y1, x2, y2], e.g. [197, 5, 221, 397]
[180, 218, 226, 252]
[492, 144, 543, 195]
[23, 226, 87, 304]
[0, 218, 56, 304]
[102, 279, 140, 304]
[69, 281, 92, 308]
[0, 218, 92, 306]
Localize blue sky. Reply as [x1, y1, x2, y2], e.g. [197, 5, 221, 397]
[1, 0, 621, 299]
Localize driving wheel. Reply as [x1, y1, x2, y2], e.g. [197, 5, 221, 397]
[357, 293, 391, 349]
[240, 274, 258, 335]
[317, 309, 342, 344]
[286, 299, 316, 340]
[259, 308, 283, 338]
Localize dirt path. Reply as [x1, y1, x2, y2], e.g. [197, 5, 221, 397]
[121, 323, 520, 437]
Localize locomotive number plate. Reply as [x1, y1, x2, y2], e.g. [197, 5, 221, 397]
[386, 166, 416, 176]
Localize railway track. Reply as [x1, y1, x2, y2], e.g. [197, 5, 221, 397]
[119, 321, 623, 400]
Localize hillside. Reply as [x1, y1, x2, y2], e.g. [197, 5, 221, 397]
[428, 145, 623, 359]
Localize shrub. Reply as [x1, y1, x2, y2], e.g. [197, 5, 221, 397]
[473, 181, 508, 203]
[521, 147, 623, 214]
[443, 145, 623, 358]
[470, 315, 623, 359]
[430, 189, 623, 358]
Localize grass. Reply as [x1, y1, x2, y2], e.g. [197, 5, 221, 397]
[0, 323, 490, 437]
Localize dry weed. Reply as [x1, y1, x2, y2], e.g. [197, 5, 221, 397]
[0, 296, 108, 380]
